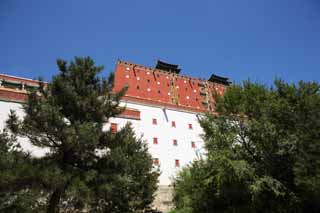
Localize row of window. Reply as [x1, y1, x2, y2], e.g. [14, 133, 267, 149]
[111, 120, 193, 130]
[110, 124, 197, 148]
[135, 83, 198, 91]
[153, 137, 196, 148]
[110, 121, 193, 133]
[153, 158, 180, 167]
[152, 118, 193, 129]
[124, 68, 202, 87]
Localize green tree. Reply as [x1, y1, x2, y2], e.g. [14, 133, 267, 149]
[172, 80, 320, 213]
[0, 129, 45, 212]
[0, 57, 159, 212]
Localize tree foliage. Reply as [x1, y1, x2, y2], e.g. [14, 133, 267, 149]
[0, 57, 159, 212]
[172, 80, 320, 213]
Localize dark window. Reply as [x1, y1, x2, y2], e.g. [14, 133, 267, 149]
[175, 159, 180, 167]
[171, 121, 176, 127]
[152, 118, 157, 125]
[110, 123, 118, 133]
[191, 142, 196, 148]
[154, 158, 159, 166]
[153, 137, 158, 144]
[173, 139, 178, 146]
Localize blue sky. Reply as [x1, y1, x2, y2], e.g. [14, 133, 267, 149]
[1, 0, 320, 85]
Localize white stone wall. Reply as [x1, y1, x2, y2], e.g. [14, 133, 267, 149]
[109, 101, 205, 186]
[0, 101, 23, 130]
[0, 101, 49, 157]
[0, 100, 205, 186]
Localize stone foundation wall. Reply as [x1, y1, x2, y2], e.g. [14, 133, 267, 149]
[153, 185, 174, 213]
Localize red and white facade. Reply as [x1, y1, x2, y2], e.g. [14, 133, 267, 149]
[0, 60, 229, 186]
[109, 60, 228, 185]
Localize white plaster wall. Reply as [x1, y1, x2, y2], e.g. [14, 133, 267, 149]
[0, 100, 206, 186]
[0, 101, 23, 130]
[110, 101, 206, 186]
[0, 101, 48, 157]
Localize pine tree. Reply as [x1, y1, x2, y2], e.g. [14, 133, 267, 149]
[172, 80, 320, 213]
[1, 57, 159, 212]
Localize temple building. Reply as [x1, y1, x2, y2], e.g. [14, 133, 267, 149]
[0, 60, 230, 211]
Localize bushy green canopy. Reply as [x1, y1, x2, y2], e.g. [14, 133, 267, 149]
[172, 80, 320, 213]
[0, 57, 159, 213]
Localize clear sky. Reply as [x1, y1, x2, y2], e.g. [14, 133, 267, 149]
[1, 0, 320, 85]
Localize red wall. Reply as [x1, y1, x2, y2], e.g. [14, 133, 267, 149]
[113, 61, 227, 112]
[1, 61, 228, 112]
[0, 74, 42, 102]
[0, 89, 28, 102]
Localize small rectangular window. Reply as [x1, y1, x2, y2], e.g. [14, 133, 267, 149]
[152, 118, 157, 125]
[171, 121, 176, 127]
[173, 139, 178, 146]
[110, 123, 118, 133]
[175, 159, 180, 167]
[188, 123, 193, 129]
[153, 137, 158, 145]
[191, 141, 196, 148]
[154, 158, 159, 166]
